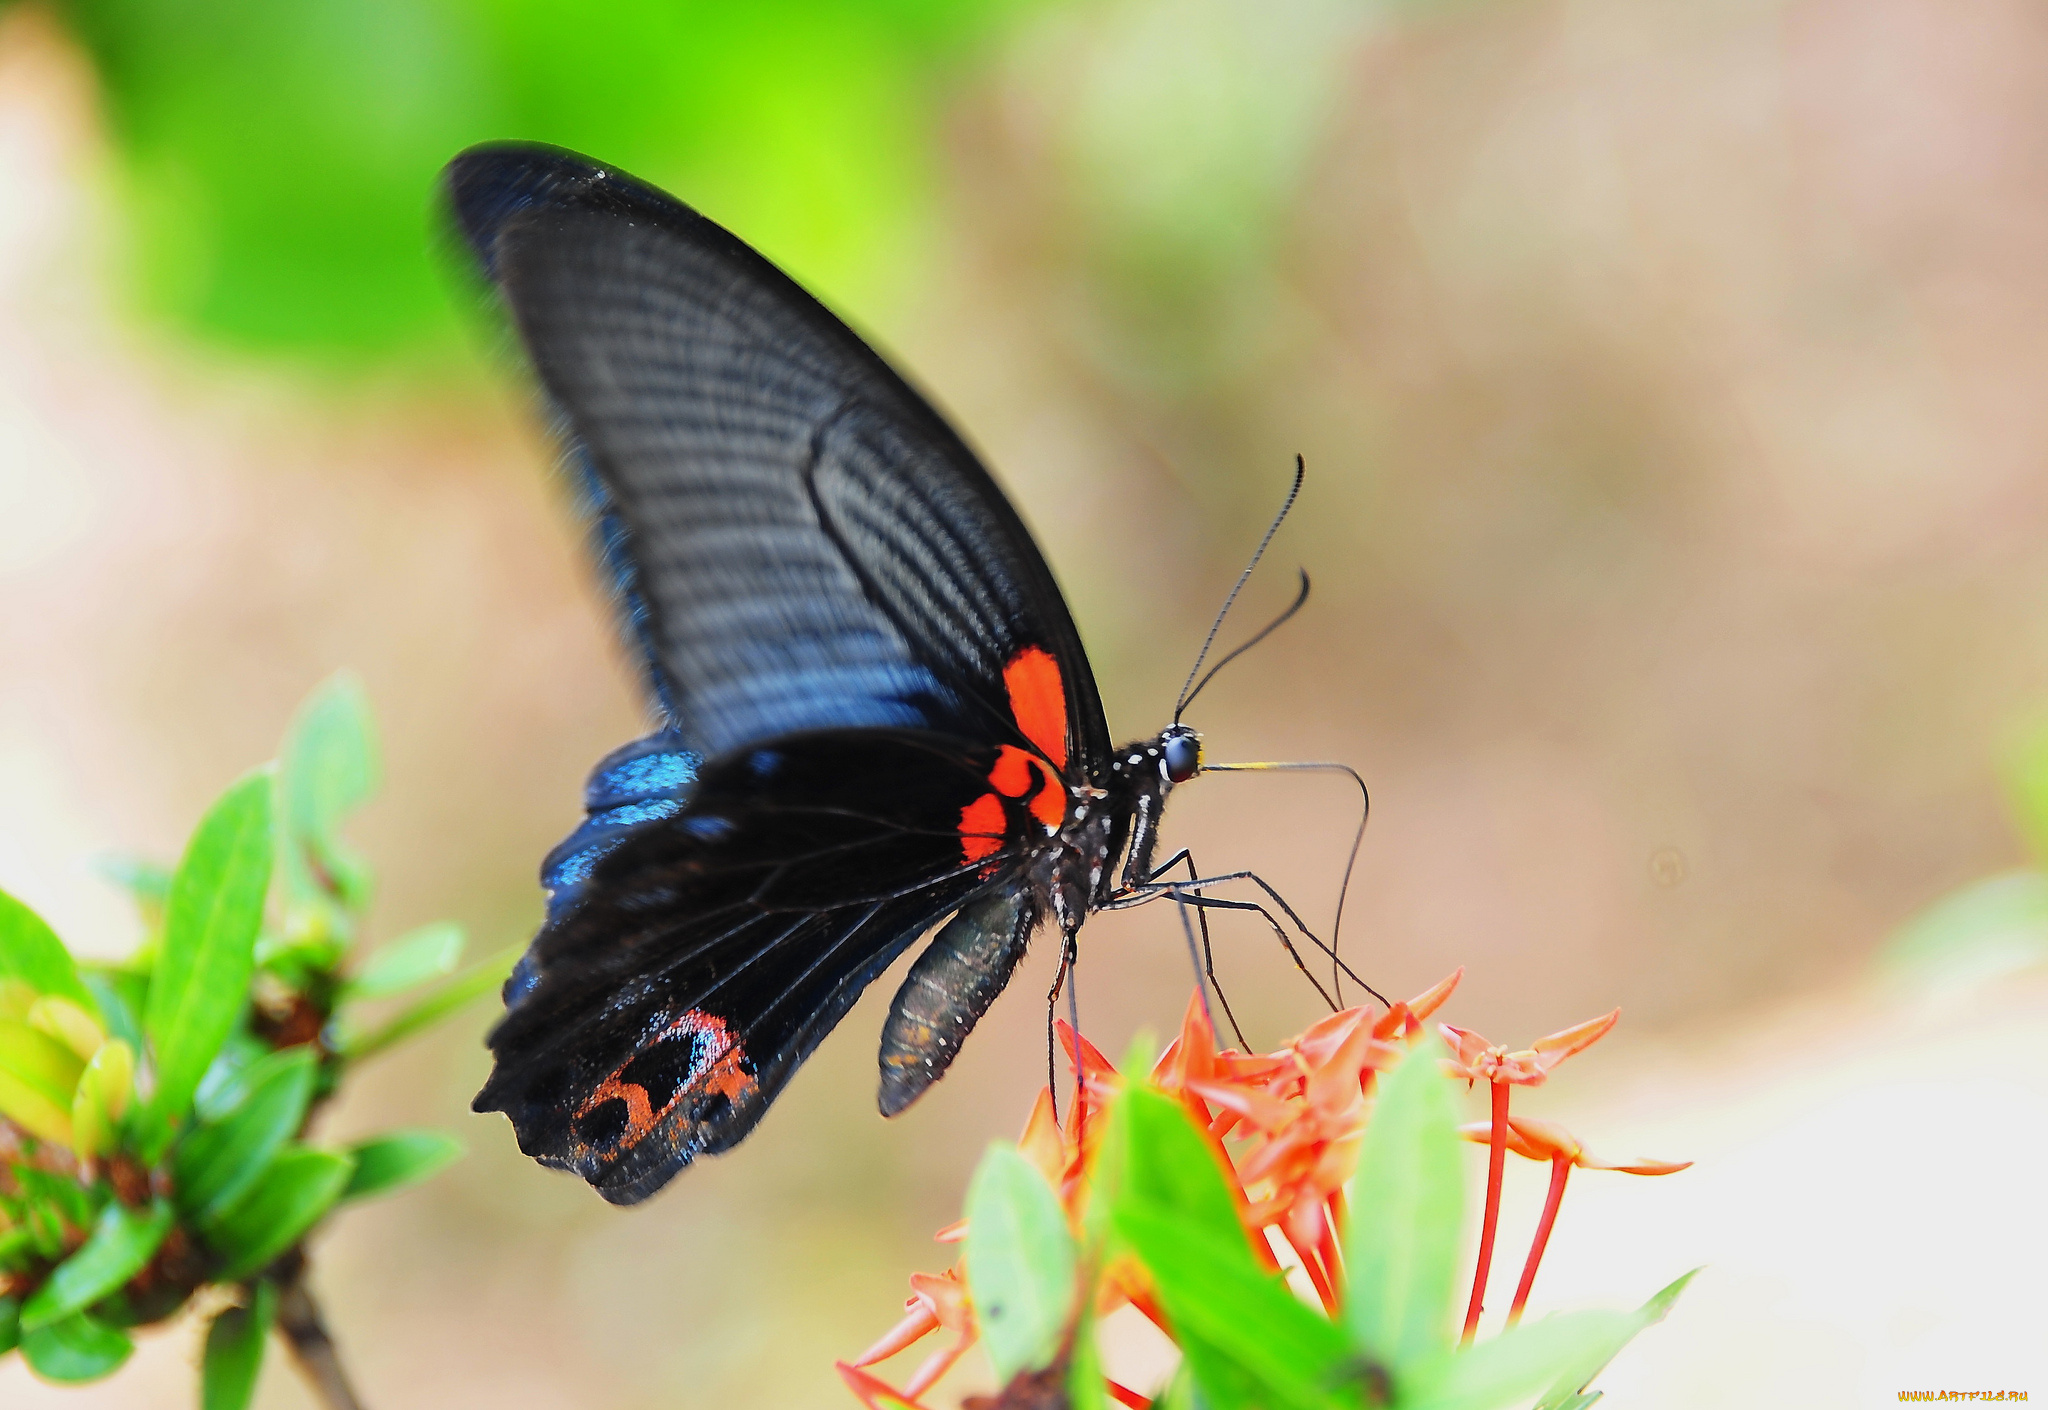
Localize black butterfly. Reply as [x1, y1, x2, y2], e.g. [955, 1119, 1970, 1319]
[450, 143, 1323, 1205]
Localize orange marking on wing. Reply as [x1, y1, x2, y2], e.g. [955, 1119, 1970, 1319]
[959, 793, 1006, 863]
[1004, 646, 1069, 769]
[574, 1010, 757, 1156]
[579, 1075, 656, 1149]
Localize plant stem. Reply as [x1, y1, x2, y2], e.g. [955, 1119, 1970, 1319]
[1317, 1196, 1345, 1297]
[1461, 1079, 1511, 1344]
[1283, 1221, 1337, 1314]
[1508, 1154, 1572, 1326]
[275, 1253, 366, 1410]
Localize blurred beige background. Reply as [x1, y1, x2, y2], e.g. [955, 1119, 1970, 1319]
[3, 0, 2046, 1404]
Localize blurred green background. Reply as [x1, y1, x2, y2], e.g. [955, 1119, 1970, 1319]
[3, 0, 2047, 1404]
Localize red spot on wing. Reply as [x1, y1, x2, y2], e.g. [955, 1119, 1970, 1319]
[960, 736, 1072, 867]
[1028, 778, 1066, 831]
[985, 744, 1067, 836]
[987, 745, 1037, 799]
[1004, 646, 1069, 769]
[959, 793, 1006, 863]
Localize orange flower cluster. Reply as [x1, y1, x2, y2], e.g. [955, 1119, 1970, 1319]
[837, 970, 1464, 1410]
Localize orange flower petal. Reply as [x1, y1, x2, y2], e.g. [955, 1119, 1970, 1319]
[1304, 1017, 1380, 1117]
[1017, 1088, 1065, 1184]
[852, 1305, 941, 1368]
[1439, 1023, 1495, 1074]
[1504, 1115, 1582, 1162]
[1456, 1119, 1550, 1163]
[1185, 1078, 1297, 1132]
[1291, 1006, 1371, 1065]
[1404, 967, 1464, 1021]
[903, 1333, 975, 1400]
[1153, 991, 1221, 1089]
[909, 1269, 971, 1333]
[1056, 1020, 1120, 1087]
[1531, 1009, 1620, 1071]
[837, 1362, 937, 1410]
[1582, 1155, 1693, 1176]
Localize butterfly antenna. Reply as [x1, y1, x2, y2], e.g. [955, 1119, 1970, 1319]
[1174, 456, 1307, 724]
[1178, 570, 1311, 722]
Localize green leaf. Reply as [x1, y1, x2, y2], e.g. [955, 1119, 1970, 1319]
[201, 1280, 277, 1410]
[19, 1310, 134, 1382]
[1106, 1087, 1352, 1410]
[1882, 870, 2048, 991]
[71, 1039, 138, 1161]
[965, 1143, 1078, 1382]
[1530, 1270, 1698, 1410]
[141, 769, 275, 1161]
[276, 672, 379, 913]
[1065, 1302, 1110, 1410]
[340, 1129, 463, 1202]
[1108, 1085, 1248, 1249]
[2003, 715, 2048, 864]
[0, 1017, 87, 1145]
[1120, 1207, 1354, 1410]
[79, 968, 147, 1053]
[0, 885, 96, 1011]
[1344, 1046, 1464, 1378]
[20, 1199, 174, 1332]
[93, 854, 174, 934]
[0, 1294, 19, 1355]
[207, 1146, 356, 1281]
[12, 1165, 99, 1238]
[1406, 1312, 1639, 1410]
[343, 921, 464, 1000]
[1154, 1362, 1204, 1410]
[339, 941, 520, 1061]
[194, 1029, 283, 1125]
[28, 996, 106, 1061]
[176, 1046, 320, 1225]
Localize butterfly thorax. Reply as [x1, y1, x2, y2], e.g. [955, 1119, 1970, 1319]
[1062, 723, 1203, 928]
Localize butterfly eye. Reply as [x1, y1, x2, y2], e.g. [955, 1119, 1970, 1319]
[1162, 731, 1201, 784]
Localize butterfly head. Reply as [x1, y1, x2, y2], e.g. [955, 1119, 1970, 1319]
[1107, 724, 1203, 792]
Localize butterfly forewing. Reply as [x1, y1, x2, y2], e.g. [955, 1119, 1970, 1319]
[445, 145, 1110, 774]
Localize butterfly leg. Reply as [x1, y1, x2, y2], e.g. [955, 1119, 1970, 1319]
[1169, 890, 1338, 1010]
[1044, 933, 1079, 1121]
[1107, 868, 1386, 1009]
[1176, 869, 1387, 1008]
[1139, 848, 1250, 1051]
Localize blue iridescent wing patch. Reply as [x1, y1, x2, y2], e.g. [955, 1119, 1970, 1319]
[540, 730, 700, 921]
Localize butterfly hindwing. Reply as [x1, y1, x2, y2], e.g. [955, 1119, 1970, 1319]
[476, 728, 1030, 1204]
[537, 729, 700, 925]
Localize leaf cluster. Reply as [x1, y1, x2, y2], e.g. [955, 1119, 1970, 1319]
[0, 675, 487, 1401]
[50, 0, 1040, 365]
